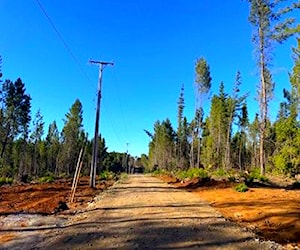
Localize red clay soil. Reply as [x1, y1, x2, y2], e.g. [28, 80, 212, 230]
[160, 175, 300, 248]
[0, 176, 114, 215]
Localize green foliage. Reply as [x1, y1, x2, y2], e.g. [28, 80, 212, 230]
[248, 168, 269, 182]
[228, 176, 236, 182]
[120, 172, 128, 180]
[176, 168, 208, 180]
[148, 119, 176, 171]
[38, 175, 54, 183]
[213, 168, 228, 178]
[0, 177, 13, 185]
[234, 183, 249, 192]
[152, 168, 167, 176]
[99, 170, 115, 180]
[57, 99, 84, 176]
[195, 57, 212, 94]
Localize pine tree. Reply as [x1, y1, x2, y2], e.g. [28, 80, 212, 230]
[246, 0, 300, 175]
[0, 78, 31, 180]
[57, 99, 84, 176]
[46, 121, 60, 174]
[176, 84, 185, 166]
[193, 57, 212, 168]
[290, 38, 300, 116]
[148, 119, 176, 171]
[30, 109, 45, 176]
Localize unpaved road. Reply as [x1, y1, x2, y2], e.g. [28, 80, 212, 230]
[1, 175, 281, 249]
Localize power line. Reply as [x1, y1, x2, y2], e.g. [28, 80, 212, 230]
[103, 106, 127, 151]
[35, 0, 92, 83]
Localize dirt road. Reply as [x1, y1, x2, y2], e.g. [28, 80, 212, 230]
[1, 175, 281, 249]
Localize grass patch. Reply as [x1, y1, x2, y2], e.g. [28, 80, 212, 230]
[234, 183, 249, 192]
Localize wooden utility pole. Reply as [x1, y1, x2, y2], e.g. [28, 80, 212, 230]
[89, 60, 114, 188]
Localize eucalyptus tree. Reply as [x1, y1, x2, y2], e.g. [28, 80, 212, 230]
[246, 0, 300, 174]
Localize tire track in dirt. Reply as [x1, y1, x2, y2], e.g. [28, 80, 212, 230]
[1, 175, 282, 249]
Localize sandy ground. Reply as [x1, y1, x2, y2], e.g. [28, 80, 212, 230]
[0, 175, 282, 249]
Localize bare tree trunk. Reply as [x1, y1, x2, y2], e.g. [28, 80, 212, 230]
[225, 111, 234, 170]
[190, 130, 194, 168]
[259, 25, 267, 176]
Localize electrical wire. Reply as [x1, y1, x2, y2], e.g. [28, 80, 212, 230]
[35, 0, 128, 152]
[103, 105, 127, 152]
[35, 0, 92, 83]
[111, 66, 130, 139]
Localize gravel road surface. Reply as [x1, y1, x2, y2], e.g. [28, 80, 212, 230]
[0, 175, 282, 249]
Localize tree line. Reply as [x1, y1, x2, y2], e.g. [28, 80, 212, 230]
[146, 0, 300, 177]
[0, 59, 135, 182]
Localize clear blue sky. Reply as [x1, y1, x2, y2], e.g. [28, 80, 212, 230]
[0, 0, 298, 156]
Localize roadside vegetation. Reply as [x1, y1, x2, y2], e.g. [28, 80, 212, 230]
[144, 1, 300, 183]
[0, 56, 143, 184]
[0, 1, 299, 189]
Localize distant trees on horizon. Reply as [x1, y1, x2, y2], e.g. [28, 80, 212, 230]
[0, 59, 134, 181]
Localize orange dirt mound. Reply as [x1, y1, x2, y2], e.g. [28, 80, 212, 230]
[0, 177, 113, 215]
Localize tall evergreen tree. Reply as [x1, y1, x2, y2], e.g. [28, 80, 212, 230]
[273, 89, 300, 175]
[30, 109, 45, 176]
[46, 121, 60, 174]
[247, 0, 300, 174]
[0, 78, 31, 158]
[148, 119, 176, 171]
[224, 71, 247, 169]
[290, 37, 300, 115]
[176, 84, 188, 168]
[57, 99, 84, 176]
[0, 78, 31, 179]
[193, 57, 212, 168]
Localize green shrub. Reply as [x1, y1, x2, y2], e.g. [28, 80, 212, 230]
[99, 170, 114, 180]
[234, 183, 249, 192]
[152, 169, 167, 176]
[120, 172, 128, 180]
[249, 168, 268, 182]
[0, 177, 13, 185]
[228, 176, 236, 182]
[176, 168, 208, 180]
[213, 168, 228, 178]
[38, 175, 55, 183]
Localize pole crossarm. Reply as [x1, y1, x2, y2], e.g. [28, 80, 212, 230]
[89, 60, 114, 66]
